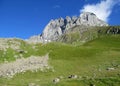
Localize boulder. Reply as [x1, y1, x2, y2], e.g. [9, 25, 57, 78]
[68, 75, 78, 79]
[53, 78, 60, 84]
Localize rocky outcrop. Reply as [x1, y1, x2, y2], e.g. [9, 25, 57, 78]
[26, 35, 44, 44]
[28, 12, 108, 43]
[106, 26, 120, 34]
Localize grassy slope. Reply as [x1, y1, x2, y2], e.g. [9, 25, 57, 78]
[58, 26, 120, 44]
[0, 35, 120, 86]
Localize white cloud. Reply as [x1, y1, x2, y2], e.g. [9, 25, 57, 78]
[80, 0, 119, 22]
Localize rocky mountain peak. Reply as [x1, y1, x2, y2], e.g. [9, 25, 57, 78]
[80, 12, 96, 17]
[28, 12, 108, 43]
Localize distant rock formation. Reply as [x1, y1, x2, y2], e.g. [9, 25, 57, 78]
[27, 35, 44, 44]
[28, 12, 108, 43]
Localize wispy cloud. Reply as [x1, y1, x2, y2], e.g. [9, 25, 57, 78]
[80, 0, 120, 22]
[53, 5, 61, 9]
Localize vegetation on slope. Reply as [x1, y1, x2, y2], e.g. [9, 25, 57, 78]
[58, 26, 120, 44]
[0, 26, 120, 86]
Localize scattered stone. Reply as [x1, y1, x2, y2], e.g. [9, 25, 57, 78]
[0, 54, 49, 77]
[0, 38, 23, 50]
[106, 67, 115, 71]
[68, 75, 78, 79]
[53, 78, 60, 84]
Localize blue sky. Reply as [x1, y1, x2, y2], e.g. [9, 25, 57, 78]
[0, 0, 120, 39]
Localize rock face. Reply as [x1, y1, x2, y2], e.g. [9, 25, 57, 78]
[28, 12, 108, 43]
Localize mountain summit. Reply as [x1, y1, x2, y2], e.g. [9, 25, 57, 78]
[28, 12, 108, 43]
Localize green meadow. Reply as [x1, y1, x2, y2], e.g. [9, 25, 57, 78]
[0, 26, 120, 86]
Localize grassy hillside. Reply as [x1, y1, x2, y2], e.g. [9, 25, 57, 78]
[0, 26, 120, 86]
[58, 26, 120, 44]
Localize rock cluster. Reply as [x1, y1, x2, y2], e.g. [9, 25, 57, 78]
[0, 38, 22, 51]
[0, 54, 49, 78]
[28, 12, 108, 43]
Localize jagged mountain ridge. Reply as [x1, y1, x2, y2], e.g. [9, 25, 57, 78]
[28, 12, 108, 43]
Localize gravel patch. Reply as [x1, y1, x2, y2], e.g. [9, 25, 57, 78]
[0, 38, 22, 51]
[0, 54, 49, 78]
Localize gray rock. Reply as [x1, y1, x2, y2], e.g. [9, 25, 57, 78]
[28, 12, 108, 43]
[53, 78, 60, 84]
[68, 75, 78, 79]
[26, 35, 44, 44]
[72, 16, 78, 22]
[79, 12, 108, 26]
[106, 67, 115, 71]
